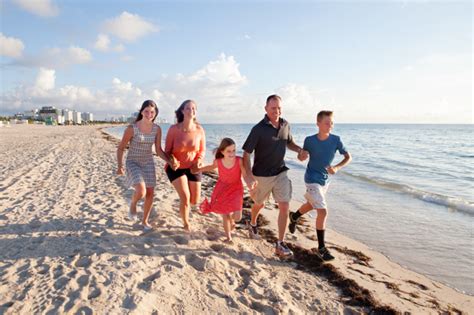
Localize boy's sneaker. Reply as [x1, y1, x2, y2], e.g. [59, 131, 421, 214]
[275, 242, 293, 258]
[288, 212, 298, 234]
[315, 247, 335, 261]
[248, 223, 259, 239]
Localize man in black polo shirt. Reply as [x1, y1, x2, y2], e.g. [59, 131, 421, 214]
[243, 94, 307, 257]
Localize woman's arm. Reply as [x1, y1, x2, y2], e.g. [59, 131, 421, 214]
[164, 125, 175, 155]
[194, 126, 206, 168]
[154, 126, 175, 166]
[116, 126, 133, 175]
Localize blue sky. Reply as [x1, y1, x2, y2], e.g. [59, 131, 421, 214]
[0, 0, 472, 123]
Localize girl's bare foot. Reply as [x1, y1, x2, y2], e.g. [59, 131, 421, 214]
[223, 238, 233, 244]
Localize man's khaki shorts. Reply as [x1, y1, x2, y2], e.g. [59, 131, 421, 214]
[252, 171, 292, 205]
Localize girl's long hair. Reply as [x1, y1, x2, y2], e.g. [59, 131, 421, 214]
[215, 138, 235, 159]
[136, 100, 159, 122]
[175, 99, 197, 123]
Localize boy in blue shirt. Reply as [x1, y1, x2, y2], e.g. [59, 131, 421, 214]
[292, 111, 352, 261]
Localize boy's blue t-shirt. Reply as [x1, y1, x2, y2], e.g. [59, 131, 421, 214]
[304, 134, 348, 185]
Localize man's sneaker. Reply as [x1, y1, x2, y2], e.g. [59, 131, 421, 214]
[288, 212, 298, 234]
[315, 247, 335, 261]
[248, 223, 259, 239]
[275, 242, 293, 257]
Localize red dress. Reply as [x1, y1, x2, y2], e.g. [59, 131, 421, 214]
[200, 157, 244, 215]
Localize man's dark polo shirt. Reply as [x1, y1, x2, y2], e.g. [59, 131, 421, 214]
[243, 115, 294, 177]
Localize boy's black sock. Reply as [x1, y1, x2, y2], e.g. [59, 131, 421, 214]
[317, 229, 325, 249]
[291, 210, 303, 221]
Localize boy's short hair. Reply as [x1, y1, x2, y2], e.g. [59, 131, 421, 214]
[266, 94, 282, 104]
[317, 110, 333, 122]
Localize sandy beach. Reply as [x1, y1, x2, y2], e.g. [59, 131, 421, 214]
[0, 124, 472, 314]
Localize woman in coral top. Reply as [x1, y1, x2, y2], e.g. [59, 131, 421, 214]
[165, 100, 206, 231]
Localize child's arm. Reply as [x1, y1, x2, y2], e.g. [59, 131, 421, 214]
[327, 152, 352, 174]
[192, 159, 218, 174]
[239, 157, 256, 190]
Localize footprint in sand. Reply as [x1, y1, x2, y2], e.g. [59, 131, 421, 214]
[75, 256, 92, 268]
[76, 274, 89, 286]
[237, 269, 253, 291]
[210, 244, 225, 252]
[205, 227, 220, 241]
[122, 295, 137, 310]
[185, 253, 207, 272]
[53, 276, 70, 290]
[138, 271, 162, 291]
[75, 306, 93, 315]
[87, 286, 102, 300]
[172, 235, 189, 245]
[161, 258, 184, 270]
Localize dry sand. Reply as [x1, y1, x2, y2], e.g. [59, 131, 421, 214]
[0, 124, 472, 314]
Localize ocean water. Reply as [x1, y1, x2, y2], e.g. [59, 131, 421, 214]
[107, 123, 474, 295]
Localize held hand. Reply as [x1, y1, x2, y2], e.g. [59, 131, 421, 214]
[169, 155, 180, 171]
[298, 149, 309, 161]
[191, 163, 200, 174]
[171, 160, 180, 171]
[117, 166, 125, 175]
[326, 165, 338, 175]
[190, 165, 200, 174]
[248, 179, 258, 200]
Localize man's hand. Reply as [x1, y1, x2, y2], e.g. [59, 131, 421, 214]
[298, 149, 309, 161]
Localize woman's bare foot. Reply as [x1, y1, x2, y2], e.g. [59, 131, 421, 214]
[128, 203, 138, 221]
[142, 222, 153, 231]
[183, 223, 191, 232]
[223, 238, 233, 244]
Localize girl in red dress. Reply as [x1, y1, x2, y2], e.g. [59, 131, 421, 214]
[197, 138, 252, 243]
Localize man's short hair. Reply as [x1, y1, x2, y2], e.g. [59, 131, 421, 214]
[317, 110, 333, 122]
[266, 94, 282, 105]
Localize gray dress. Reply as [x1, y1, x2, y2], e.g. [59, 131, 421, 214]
[125, 123, 158, 188]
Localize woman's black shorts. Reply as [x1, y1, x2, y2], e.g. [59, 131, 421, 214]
[165, 166, 202, 183]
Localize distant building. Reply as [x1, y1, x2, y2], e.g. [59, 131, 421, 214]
[73, 111, 82, 124]
[39, 106, 60, 122]
[81, 112, 94, 123]
[63, 109, 74, 124]
[24, 109, 39, 119]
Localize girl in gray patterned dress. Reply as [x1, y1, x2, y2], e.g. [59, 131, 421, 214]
[117, 100, 177, 231]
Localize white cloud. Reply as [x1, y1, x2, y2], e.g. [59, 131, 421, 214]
[0, 70, 144, 115]
[14, 45, 92, 68]
[34, 67, 55, 91]
[2, 52, 470, 123]
[103, 11, 158, 42]
[0, 54, 250, 121]
[12, 0, 59, 17]
[67, 46, 92, 63]
[0, 33, 25, 58]
[94, 34, 125, 52]
[155, 53, 250, 122]
[275, 83, 322, 122]
[94, 34, 110, 51]
[112, 78, 142, 96]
